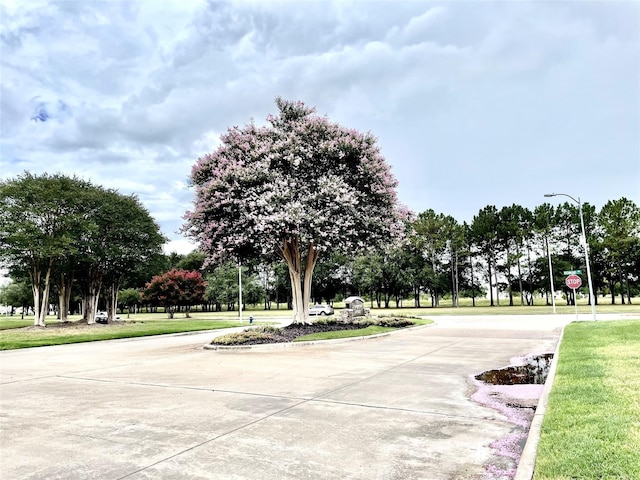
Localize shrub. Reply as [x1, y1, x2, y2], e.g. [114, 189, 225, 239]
[211, 327, 280, 345]
[313, 317, 340, 326]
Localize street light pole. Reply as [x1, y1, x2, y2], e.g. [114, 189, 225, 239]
[544, 193, 597, 320]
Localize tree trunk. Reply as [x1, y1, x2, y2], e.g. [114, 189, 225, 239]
[29, 259, 53, 326]
[280, 236, 319, 324]
[505, 247, 514, 307]
[494, 253, 500, 307]
[470, 250, 476, 307]
[609, 274, 615, 304]
[516, 247, 524, 306]
[56, 272, 73, 322]
[30, 266, 42, 326]
[487, 254, 494, 307]
[451, 250, 459, 307]
[526, 241, 534, 306]
[302, 242, 319, 322]
[106, 278, 122, 323]
[85, 267, 103, 325]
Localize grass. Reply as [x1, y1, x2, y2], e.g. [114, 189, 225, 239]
[0, 317, 245, 350]
[293, 325, 396, 341]
[0, 317, 34, 330]
[533, 319, 640, 480]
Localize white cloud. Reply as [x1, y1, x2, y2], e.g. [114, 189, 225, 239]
[0, 0, 638, 246]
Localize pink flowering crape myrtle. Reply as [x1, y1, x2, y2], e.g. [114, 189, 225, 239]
[183, 98, 405, 323]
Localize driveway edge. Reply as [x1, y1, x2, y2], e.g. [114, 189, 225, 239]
[514, 323, 567, 480]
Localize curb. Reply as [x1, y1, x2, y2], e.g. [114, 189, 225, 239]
[514, 324, 566, 480]
[203, 322, 434, 352]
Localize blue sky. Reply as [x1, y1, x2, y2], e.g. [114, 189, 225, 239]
[1, 0, 638, 254]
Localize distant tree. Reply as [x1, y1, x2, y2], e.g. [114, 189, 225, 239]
[184, 98, 403, 323]
[469, 206, 501, 306]
[311, 253, 351, 304]
[143, 269, 207, 318]
[205, 262, 260, 311]
[0, 280, 33, 317]
[598, 198, 640, 304]
[411, 210, 449, 307]
[353, 252, 385, 308]
[0, 173, 97, 326]
[118, 288, 141, 317]
[175, 251, 206, 272]
[533, 203, 558, 306]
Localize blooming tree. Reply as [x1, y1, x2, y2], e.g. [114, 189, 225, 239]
[143, 269, 206, 318]
[184, 98, 404, 323]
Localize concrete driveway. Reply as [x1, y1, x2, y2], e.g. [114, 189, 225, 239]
[0, 315, 571, 480]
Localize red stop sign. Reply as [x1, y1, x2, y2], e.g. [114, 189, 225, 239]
[565, 274, 582, 289]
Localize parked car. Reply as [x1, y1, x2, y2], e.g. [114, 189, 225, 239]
[95, 311, 120, 324]
[309, 304, 334, 316]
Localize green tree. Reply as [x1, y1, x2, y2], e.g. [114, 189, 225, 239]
[0, 280, 33, 317]
[206, 262, 259, 312]
[175, 251, 206, 272]
[470, 205, 500, 306]
[353, 252, 385, 308]
[598, 198, 640, 304]
[118, 288, 141, 317]
[0, 173, 97, 326]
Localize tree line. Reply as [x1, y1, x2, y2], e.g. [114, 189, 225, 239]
[195, 197, 639, 311]
[1, 181, 638, 324]
[0, 173, 165, 325]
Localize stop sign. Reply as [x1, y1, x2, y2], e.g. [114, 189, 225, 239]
[565, 274, 582, 289]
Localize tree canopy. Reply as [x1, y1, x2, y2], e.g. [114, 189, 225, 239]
[184, 98, 404, 322]
[0, 172, 165, 325]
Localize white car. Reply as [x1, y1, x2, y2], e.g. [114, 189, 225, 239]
[309, 304, 334, 316]
[95, 311, 120, 323]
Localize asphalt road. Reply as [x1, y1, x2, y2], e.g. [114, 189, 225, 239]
[0, 314, 573, 480]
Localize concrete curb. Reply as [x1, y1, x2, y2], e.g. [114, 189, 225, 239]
[514, 324, 567, 480]
[203, 322, 434, 351]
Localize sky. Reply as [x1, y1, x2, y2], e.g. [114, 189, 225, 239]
[1, 0, 639, 255]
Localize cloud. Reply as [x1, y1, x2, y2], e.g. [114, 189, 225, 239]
[0, 0, 637, 246]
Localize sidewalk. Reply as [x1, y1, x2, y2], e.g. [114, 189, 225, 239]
[1, 315, 571, 479]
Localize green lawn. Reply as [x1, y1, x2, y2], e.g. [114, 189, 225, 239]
[533, 319, 640, 479]
[0, 317, 245, 350]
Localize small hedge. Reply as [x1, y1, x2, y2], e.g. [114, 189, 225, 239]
[210, 316, 418, 346]
[211, 326, 283, 345]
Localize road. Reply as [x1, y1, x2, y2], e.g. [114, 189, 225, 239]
[1, 315, 573, 479]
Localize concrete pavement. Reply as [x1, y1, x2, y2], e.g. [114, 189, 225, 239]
[1, 315, 574, 479]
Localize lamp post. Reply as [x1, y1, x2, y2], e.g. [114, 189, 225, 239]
[544, 193, 597, 320]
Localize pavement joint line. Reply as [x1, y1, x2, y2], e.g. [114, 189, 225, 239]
[46, 375, 497, 422]
[102, 338, 478, 479]
[115, 395, 314, 480]
[311, 397, 497, 421]
[0, 375, 59, 385]
[313, 338, 468, 401]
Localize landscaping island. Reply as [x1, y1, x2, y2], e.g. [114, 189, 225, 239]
[210, 317, 422, 346]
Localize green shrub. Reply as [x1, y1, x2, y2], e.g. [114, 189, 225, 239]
[313, 317, 340, 326]
[374, 317, 415, 328]
[352, 316, 416, 328]
[211, 328, 278, 345]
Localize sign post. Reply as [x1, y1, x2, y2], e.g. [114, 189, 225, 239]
[565, 274, 582, 321]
